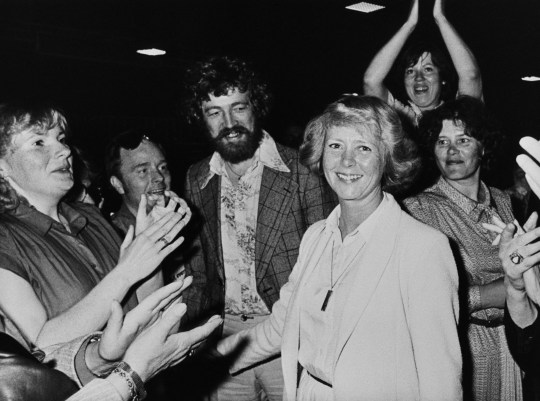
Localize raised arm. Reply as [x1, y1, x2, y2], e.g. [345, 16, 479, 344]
[0, 210, 188, 348]
[363, 0, 419, 100]
[433, 0, 482, 98]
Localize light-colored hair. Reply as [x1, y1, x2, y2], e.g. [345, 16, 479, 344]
[0, 101, 69, 213]
[299, 95, 420, 193]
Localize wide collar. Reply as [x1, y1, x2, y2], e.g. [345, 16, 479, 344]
[9, 201, 87, 236]
[324, 194, 388, 244]
[201, 131, 290, 189]
[432, 176, 493, 221]
[195, 140, 298, 282]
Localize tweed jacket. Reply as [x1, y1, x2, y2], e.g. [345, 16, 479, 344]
[182, 142, 336, 325]
[219, 195, 462, 401]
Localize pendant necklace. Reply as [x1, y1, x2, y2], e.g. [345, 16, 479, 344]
[321, 238, 355, 311]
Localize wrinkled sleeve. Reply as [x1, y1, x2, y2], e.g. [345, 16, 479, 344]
[41, 333, 100, 387]
[65, 379, 123, 401]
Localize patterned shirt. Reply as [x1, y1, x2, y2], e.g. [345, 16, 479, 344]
[202, 132, 290, 315]
[404, 176, 514, 322]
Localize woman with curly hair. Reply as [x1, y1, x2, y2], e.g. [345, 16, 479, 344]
[363, 0, 482, 126]
[217, 95, 462, 400]
[404, 96, 523, 400]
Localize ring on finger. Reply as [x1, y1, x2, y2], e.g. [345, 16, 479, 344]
[509, 250, 525, 265]
[157, 237, 169, 246]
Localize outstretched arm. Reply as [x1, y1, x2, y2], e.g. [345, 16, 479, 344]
[433, 0, 482, 98]
[64, 281, 222, 401]
[0, 210, 188, 348]
[363, 0, 419, 100]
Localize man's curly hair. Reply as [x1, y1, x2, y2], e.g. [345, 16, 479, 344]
[182, 56, 272, 125]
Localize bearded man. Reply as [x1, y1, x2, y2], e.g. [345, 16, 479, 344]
[181, 56, 335, 401]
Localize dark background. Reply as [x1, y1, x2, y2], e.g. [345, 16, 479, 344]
[1, 0, 539, 189]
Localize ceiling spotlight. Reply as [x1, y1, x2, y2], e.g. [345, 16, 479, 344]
[522, 76, 540, 82]
[136, 48, 166, 56]
[345, 2, 385, 13]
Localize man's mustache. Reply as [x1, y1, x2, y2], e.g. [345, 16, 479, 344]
[217, 125, 251, 140]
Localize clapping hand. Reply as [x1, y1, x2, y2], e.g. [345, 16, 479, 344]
[116, 208, 188, 284]
[498, 223, 540, 305]
[517, 136, 540, 199]
[123, 305, 222, 382]
[98, 279, 191, 361]
[136, 191, 192, 236]
[482, 212, 537, 246]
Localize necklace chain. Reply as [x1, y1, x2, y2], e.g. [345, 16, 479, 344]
[321, 237, 358, 311]
[225, 162, 244, 178]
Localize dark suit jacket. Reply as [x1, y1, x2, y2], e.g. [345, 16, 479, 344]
[182, 143, 336, 326]
[505, 304, 540, 401]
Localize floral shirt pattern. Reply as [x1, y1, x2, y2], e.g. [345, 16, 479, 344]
[204, 132, 290, 315]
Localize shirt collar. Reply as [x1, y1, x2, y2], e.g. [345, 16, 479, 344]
[10, 201, 88, 236]
[201, 131, 290, 189]
[324, 192, 390, 243]
[435, 176, 492, 220]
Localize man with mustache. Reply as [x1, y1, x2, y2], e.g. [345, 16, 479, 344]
[181, 56, 335, 400]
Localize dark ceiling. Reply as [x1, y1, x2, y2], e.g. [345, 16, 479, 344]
[1, 0, 539, 180]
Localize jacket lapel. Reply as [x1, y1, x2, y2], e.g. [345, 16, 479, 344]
[255, 165, 298, 284]
[197, 172, 224, 280]
[281, 227, 333, 401]
[334, 196, 402, 366]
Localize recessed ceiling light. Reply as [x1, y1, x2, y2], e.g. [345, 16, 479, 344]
[136, 48, 166, 56]
[522, 76, 540, 82]
[345, 2, 385, 13]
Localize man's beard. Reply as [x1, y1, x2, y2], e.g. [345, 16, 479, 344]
[211, 124, 264, 164]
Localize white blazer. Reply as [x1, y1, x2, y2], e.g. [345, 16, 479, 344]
[219, 194, 462, 401]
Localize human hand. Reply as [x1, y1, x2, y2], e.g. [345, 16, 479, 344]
[482, 212, 538, 245]
[124, 307, 222, 382]
[98, 279, 192, 361]
[518, 136, 540, 199]
[117, 211, 187, 284]
[135, 192, 191, 236]
[499, 223, 540, 305]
